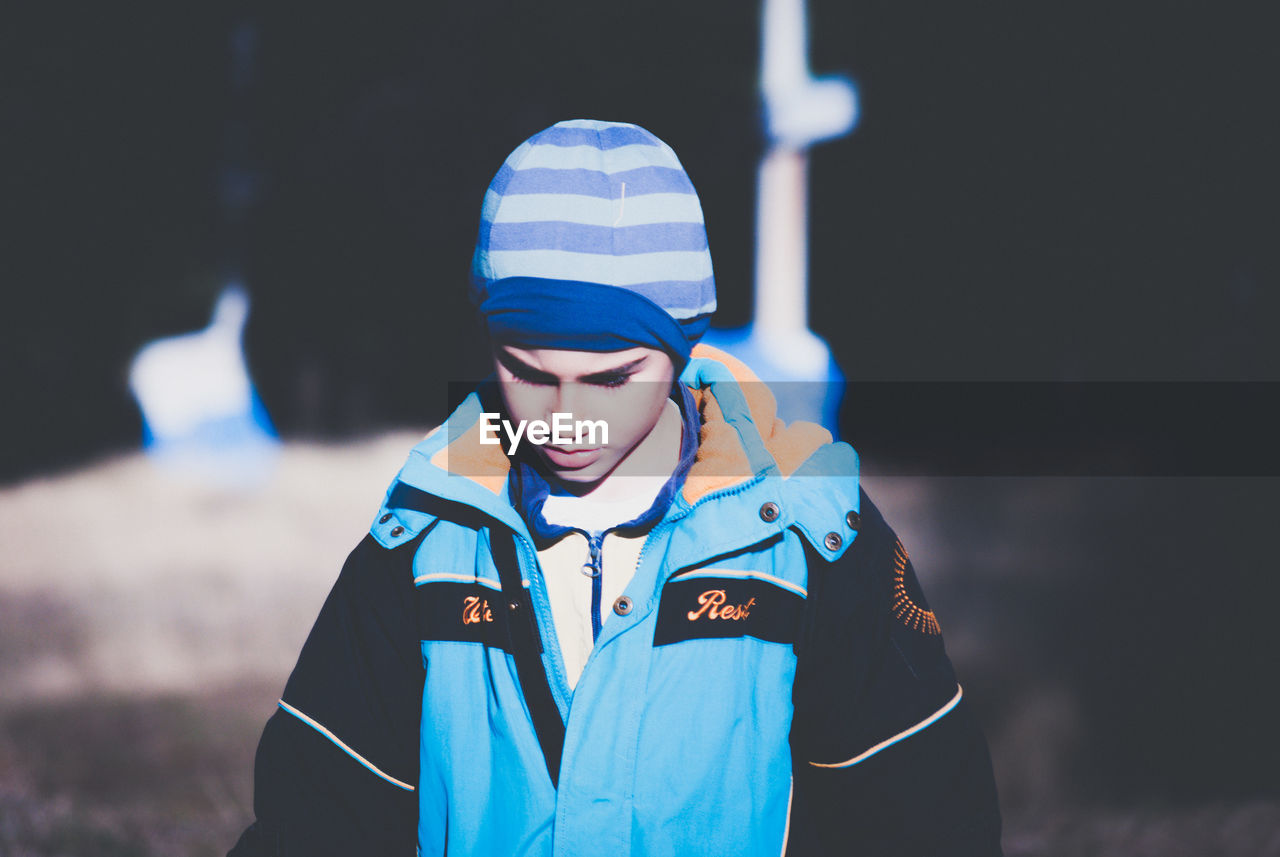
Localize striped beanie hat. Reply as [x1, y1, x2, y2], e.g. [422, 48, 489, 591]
[470, 119, 716, 366]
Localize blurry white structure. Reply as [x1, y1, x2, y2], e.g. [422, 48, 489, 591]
[129, 284, 278, 487]
[704, 0, 858, 431]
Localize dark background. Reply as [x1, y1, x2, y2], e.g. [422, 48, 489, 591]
[6, 3, 1274, 481]
[3, 3, 1278, 850]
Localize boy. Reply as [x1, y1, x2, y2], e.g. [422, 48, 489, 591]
[230, 119, 1002, 856]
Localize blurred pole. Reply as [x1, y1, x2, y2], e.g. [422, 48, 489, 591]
[701, 0, 857, 432]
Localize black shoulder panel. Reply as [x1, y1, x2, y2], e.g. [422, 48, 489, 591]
[791, 489, 958, 765]
[786, 488, 1002, 856]
[229, 533, 425, 856]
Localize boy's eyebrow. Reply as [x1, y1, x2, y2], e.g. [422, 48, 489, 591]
[495, 349, 555, 379]
[577, 357, 646, 379]
[496, 348, 647, 381]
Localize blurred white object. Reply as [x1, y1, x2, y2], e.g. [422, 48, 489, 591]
[705, 0, 857, 431]
[129, 284, 278, 487]
[760, 0, 858, 147]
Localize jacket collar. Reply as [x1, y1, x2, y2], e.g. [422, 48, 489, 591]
[373, 345, 860, 560]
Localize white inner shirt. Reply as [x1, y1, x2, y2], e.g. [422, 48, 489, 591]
[534, 399, 680, 690]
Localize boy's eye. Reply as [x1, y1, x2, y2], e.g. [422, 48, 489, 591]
[500, 356, 635, 389]
[585, 373, 631, 389]
[510, 368, 556, 386]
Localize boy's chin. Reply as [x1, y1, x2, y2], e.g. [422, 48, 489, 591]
[543, 461, 609, 485]
[534, 449, 606, 481]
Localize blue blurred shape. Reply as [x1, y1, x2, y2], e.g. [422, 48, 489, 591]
[128, 284, 278, 487]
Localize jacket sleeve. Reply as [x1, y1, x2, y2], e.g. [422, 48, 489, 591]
[228, 533, 425, 857]
[787, 488, 1003, 857]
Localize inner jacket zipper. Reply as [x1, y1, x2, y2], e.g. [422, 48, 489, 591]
[585, 532, 605, 642]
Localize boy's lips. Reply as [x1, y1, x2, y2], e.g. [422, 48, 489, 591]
[541, 446, 603, 469]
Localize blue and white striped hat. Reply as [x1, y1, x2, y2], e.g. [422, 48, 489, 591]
[471, 119, 716, 366]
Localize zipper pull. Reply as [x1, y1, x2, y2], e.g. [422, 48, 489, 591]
[581, 532, 604, 578]
[587, 532, 606, 642]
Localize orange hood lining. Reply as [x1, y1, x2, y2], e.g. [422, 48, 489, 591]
[428, 343, 834, 505]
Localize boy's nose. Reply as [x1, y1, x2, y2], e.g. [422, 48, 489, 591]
[552, 382, 585, 420]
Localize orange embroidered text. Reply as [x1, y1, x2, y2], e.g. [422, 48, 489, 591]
[462, 596, 494, 625]
[687, 589, 757, 621]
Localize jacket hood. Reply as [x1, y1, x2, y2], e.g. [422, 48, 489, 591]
[371, 345, 860, 561]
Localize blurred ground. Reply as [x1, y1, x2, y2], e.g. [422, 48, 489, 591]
[1, 436, 1277, 855]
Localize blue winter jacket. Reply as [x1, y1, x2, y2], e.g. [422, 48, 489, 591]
[230, 347, 1002, 856]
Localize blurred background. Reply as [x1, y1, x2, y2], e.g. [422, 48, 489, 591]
[2, 3, 1277, 855]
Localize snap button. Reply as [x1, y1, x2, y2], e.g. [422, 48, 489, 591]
[824, 531, 843, 551]
[846, 510, 860, 529]
[613, 596, 633, 616]
[390, 525, 405, 537]
[379, 513, 393, 524]
[759, 501, 780, 523]
[508, 599, 520, 612]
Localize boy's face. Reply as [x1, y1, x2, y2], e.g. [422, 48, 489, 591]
[493, 344, 677, 486]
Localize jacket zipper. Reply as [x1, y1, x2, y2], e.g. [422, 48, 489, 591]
[508, 531, 574, 714]
[633, 474, 768, 580]
[507, 527, 608, 705]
